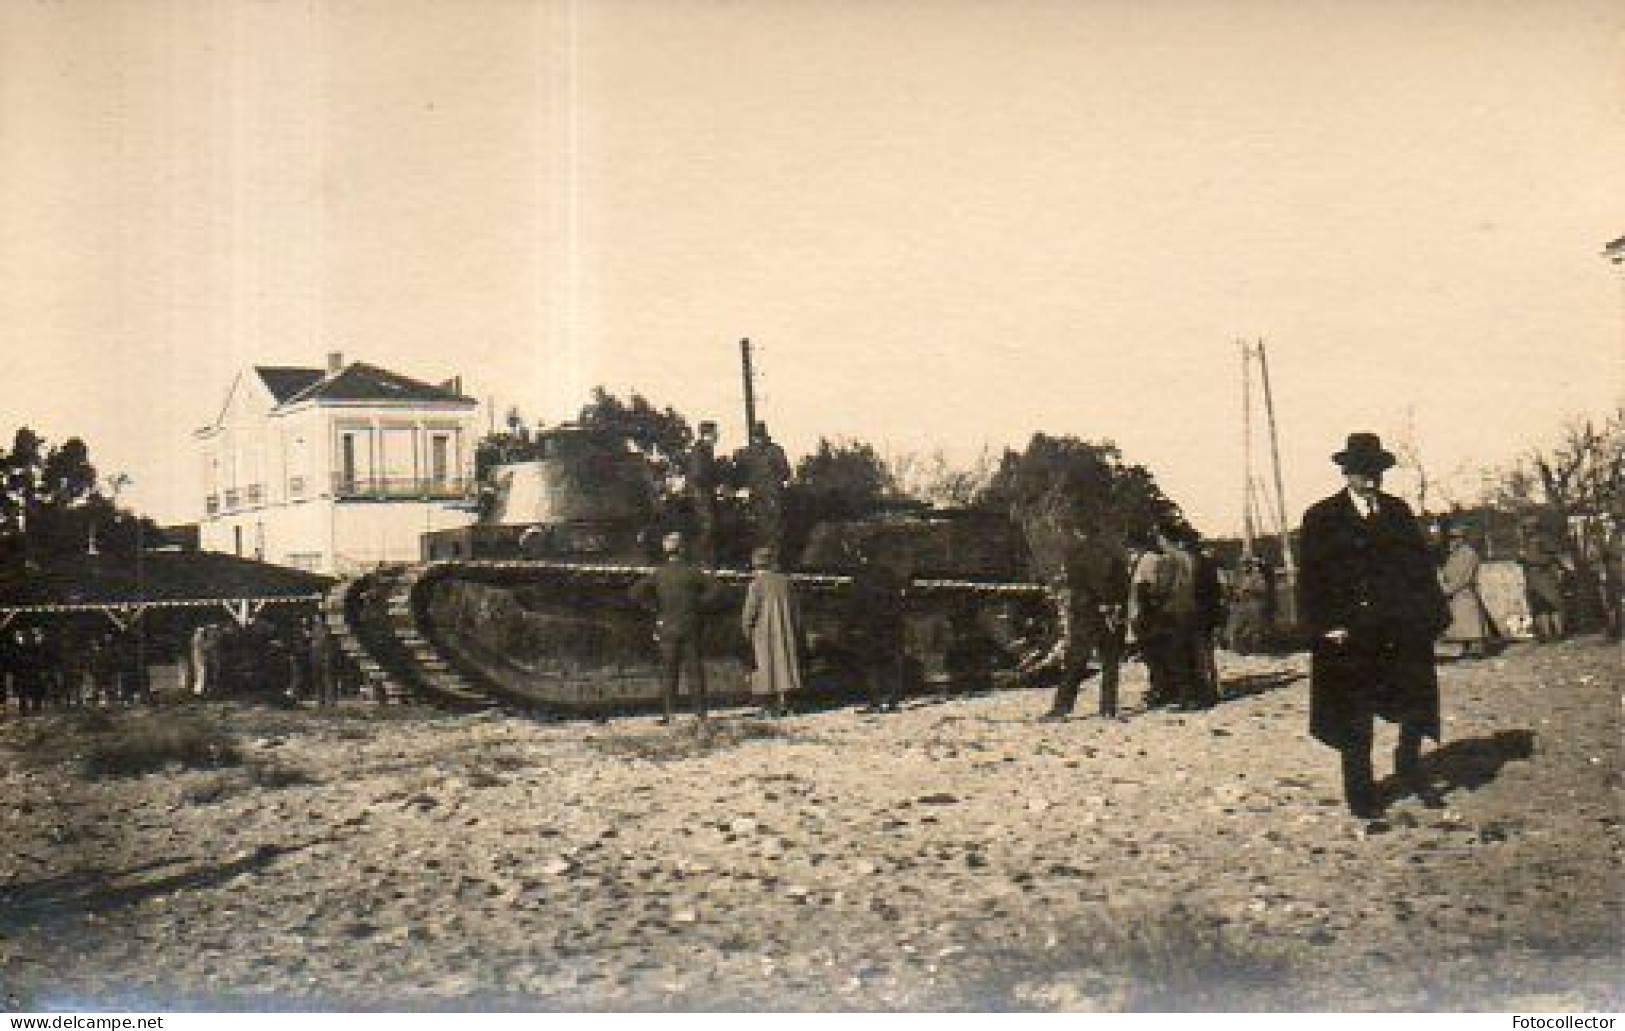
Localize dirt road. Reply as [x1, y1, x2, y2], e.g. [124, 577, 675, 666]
[2, 637, 1619, 1011]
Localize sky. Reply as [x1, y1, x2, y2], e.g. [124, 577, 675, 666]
[1, 0, 1621, 533]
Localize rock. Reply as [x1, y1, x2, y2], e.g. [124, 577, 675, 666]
[670, 909, 699, 924]
[1026, 798, 1051, 813]
[730, 817, 760, 834]
[539, 859, 573, 876]
[916, 793, 960, 805]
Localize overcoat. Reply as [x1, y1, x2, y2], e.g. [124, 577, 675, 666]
[1298, 489, 1449, 748]
[742, 570, 805, 698]
[629, 559, 725, 643]
[1438, 539, 1491, 644]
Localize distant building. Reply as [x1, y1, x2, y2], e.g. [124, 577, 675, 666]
[195, 352, 479, 574]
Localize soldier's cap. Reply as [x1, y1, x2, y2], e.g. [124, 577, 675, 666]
[662, 532, 685, 554]
[1332, 432, 1396, 474]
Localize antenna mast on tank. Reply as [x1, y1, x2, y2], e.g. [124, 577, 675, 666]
[740, 337, 759, 442]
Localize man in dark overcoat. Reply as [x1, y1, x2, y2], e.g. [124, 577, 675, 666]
[1299, 432, 1450, 819]
[844, 545, 908, 714]
[742, 422, 792, 552]
[630, 532, 726, 724]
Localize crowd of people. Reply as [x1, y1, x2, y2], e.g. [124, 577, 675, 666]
[0, 623, 156, 714]
[0, 613, 349, 717]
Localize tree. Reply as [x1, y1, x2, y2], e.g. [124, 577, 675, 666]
[976, 433, 1189, 583]
[0, 427, 155, 569]
[575, 388, 696, 494]
[474, 407, 543, 483]
[792, 437, 896, 518]
[888, 445, 997, 508]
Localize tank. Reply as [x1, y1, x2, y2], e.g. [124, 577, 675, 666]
[326, 428, 1045, 714]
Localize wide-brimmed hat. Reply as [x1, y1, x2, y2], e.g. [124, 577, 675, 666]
[1332, 432, 1396, 474]
[661, 531, 685, 555]
[751, 546, 777, 568]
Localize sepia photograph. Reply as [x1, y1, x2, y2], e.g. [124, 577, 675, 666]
[0, 0, 1621, 1015]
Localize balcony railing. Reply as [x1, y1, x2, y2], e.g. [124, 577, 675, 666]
[222, 488, 240, 510]
[204, 494, 219, 516]
[332, 474, 472, 501]
[245, 484, 265, 505]
[288, 475, 307, 500]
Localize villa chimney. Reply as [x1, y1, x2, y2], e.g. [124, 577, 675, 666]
[326, 351, 344, 376]
[441, 375, 463, 396]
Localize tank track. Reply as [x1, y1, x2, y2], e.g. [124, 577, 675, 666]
[327, 559, 1045, 714]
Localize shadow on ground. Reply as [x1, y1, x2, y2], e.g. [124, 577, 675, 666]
[0, 837, 335, 930]
[1218, 670, 1306, 701]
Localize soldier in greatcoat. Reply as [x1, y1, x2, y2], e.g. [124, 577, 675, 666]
[630, 532, 726, 724]
[1299, 433, 1450, 820]
[1438, 522, 1492, 658]
[741, 546, 804, 717]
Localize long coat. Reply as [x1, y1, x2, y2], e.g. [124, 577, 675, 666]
[1439, 540, 1491, 644]
[742, 570, 804, 698]
[1299, 489, 1449, 748]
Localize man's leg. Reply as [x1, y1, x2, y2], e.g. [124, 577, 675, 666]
[1143, 636, 1174, 709]
[1338, 714, 1379, 817]
[688, 637, 709, 721]
[887, 644, 905, 710]
[658, 638, 681, 723]
[1097, 636, 1122, 718]
[1394, 722, 1424, 782]
[694, 501, 717, 569]
[1046, 675, 1080, 718]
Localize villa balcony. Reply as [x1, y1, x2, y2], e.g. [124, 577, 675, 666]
[331, 473, 473, 502]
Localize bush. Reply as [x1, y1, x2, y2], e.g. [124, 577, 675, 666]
[954, 905, 1293, 1011]
[81, 718, 242, 778]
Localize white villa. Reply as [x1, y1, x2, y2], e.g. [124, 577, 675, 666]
[195, 353, 480, 574]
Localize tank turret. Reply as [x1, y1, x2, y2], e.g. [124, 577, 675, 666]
[422, 424, 654, 562]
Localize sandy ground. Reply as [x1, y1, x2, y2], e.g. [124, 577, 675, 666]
[1, 636, 1620, 1012]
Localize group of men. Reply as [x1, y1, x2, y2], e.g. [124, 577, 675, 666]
[1021, 522, 1224, 722]
[629, 531, 908, 725]
[650, 425, 1477, 826]
[686, 419, 792, 568]
[0, 624, 153, 714]
[187, 615, 344, 704]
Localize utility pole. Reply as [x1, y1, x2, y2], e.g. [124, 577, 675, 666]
[1240, 341, 1256, 559]
[739, 337, 759, 443]
[1256, 339, 1297, 623]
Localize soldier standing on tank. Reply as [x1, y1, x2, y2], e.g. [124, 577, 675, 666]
[687, 421, 722, 568]
[743, 422, 792, 553]
[630, 532, 726, 725]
